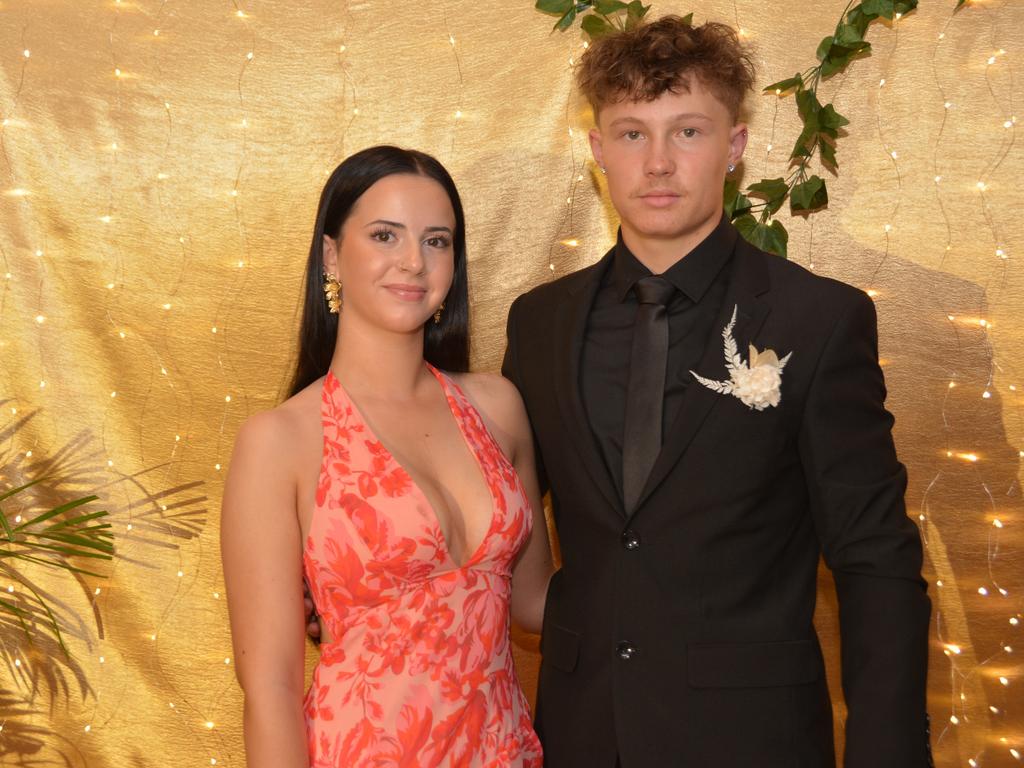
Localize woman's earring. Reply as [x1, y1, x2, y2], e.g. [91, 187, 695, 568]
[727, 163, 736, 173]
[323, 272, 342, 314]
[433, 302, 445, 325]
[600, 166, 607, 175]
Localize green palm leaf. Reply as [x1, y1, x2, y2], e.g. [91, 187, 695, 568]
[0, 477, 113, 653]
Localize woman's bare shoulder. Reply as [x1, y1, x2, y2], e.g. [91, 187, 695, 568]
[231, 377, 324, 472]
[450, 371, 529, 441]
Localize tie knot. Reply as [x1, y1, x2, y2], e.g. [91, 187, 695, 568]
[633, 275, 675, 307]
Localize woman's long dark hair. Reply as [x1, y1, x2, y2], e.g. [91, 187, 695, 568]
[289, 146, 470, 396]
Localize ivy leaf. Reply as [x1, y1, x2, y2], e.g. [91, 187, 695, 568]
[796, 88, 822, 123]
[747, 177, 789, 199]
[790, 123, 823, 156]
[860, 0, 895, 20]
[790, 175, 829, 214]
[765, 221, 789, 258]
[819, 103, 850, 131]
[816, 29, 871, 79]
[817, 103, 850, 140]
[895, 0, 918, 13]
[678, 11, 693, 25]
[795, 89, 821, 149]
[554, 6, 577, 31]
[791, 121, 820, 157]
[955, 0, 967, 8]
[791, 135, 814, 158]
[723, 178, 753, 219]
[594, 0, 627, 13]
[815, 34, 836, 63]
[734, 214, 789, 258]
[845, 6, 872, 36]
[733, 213, 758, 243]
[625, 0, 651, 28]
[746, 177, 789, 216]
[535, 0, 574, 15]
[763, 73, 803, 94]
[835, 22, 865, 46]
[582, 13, 615, 38]
[819, 40, 871, 78]
[819, 137, 838, 171]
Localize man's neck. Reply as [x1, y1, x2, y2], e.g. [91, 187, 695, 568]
[620, 213, 722, 275]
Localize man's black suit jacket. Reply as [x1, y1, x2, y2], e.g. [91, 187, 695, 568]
[502, 232, 931, 767]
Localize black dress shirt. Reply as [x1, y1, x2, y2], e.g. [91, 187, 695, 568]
[580, 217, 737, 499]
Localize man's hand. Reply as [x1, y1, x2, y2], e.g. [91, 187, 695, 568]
[303, 580, 321, 642]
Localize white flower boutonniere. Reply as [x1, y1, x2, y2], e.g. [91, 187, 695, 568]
[691, 305, 792, 411]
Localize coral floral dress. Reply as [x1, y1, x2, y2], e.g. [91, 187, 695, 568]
[303, 366, 543, 767]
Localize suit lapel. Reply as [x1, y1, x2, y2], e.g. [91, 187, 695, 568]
[628, 240, 772, 518]
[552, 249, 624, 517]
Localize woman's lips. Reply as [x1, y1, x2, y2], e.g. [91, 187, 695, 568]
[384, 284, 427, 301]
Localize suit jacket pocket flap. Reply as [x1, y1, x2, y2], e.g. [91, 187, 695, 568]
[541, 622, 580, 673]
[687, 639, 822, 688]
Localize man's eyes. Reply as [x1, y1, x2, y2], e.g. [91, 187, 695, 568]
[620, 128, 697, 139]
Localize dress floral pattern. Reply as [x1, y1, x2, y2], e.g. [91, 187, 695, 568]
[303, 366, 543, 767]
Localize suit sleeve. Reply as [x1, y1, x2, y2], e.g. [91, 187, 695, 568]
[502, 295, 549, 496]
[798, 291, 932, 768]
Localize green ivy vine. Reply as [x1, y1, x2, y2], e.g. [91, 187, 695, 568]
[535, 0, 655, 36]
[536, 0, 928, 257]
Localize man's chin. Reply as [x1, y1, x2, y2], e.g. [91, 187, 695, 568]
[625, 221, 697, 241]
[623, 211, 720, 243]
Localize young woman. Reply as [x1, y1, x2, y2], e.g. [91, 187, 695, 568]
[221, 146, 552, 767]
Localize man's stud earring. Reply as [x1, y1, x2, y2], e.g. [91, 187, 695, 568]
[600, 166, 607, 175]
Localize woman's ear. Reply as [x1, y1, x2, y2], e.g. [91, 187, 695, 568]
[322, 234, 339, 276]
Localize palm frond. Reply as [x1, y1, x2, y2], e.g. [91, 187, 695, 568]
[0, 477, 112, 652]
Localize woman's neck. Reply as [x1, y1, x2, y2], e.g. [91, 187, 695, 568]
[330, 316, 430, 401]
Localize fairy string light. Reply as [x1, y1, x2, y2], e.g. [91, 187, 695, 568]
[0, 20, 31, 328]
[976, 13, 1015, 301]
[208, 5, 258, 479]
[0, 1, 1020, 764]
[868, 11, 904, 286]
[549, 36, 593, 277]
[926, 3, 1022, 762]
[147, 1, 194, 482]
[330, 3, 357, 163]
[442, 9, 466, 160]
[930, 11, 957, 269]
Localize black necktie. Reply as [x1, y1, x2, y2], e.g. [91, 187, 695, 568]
[622, 275, 676, 513]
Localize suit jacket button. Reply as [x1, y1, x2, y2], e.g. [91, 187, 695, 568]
[620, 529, 641, 550]
[616, 641, 637, 660]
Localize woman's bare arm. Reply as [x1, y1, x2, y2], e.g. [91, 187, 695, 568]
[507, 391, 555, 635]
[460, 372, 554, 635]
[221, 410, 309, 768]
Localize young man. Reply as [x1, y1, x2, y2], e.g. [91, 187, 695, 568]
[501, 16, 932, 768]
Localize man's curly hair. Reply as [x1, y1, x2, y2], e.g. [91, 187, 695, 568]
[576, 16, 756, 122]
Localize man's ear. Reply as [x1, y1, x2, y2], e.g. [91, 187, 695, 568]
[728, 122, 749, 169]
[322, 234, 339, 276]
[589, 127, 605, 172]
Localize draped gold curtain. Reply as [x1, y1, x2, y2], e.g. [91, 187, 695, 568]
[1, 1, 1021, 765]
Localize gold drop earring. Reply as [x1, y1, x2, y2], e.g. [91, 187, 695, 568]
[323, 272, 342, 314]
[433, 302, 445, 324]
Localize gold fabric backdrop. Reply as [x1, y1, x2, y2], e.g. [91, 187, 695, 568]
[1, 1, 1021, 765]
